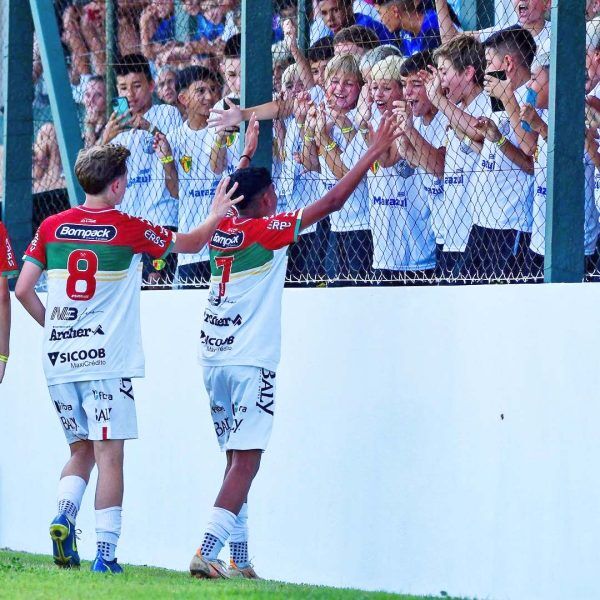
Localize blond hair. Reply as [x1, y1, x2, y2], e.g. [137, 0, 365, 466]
[324, 54, 364, 86]
[282, 63, 300, 90]
[370, 56, 404, 83]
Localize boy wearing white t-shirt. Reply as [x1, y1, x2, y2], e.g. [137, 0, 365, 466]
[101, 54, 183, 284]
[427, 35, 490, 280]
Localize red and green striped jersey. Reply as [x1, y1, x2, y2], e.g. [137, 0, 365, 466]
[0, 222, 18, 279]
[24, 206, 174, 385]
[200, 208, 303, 371]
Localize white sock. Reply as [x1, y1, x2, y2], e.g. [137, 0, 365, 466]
[229, 503, 249, 566]
[200, 507, 237, 560]
[95, 506, 122, 561]
[57, 475, 87, 525]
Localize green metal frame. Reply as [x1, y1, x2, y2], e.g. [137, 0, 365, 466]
[2, 0, 34, 266]
[241, 0, 273, 170]
[29, 0, 84, 207]
[297, 0, 310, 55]
[105, 0, 118, 118]
[460, 0, 495, 31]
[545, 0, 586, 282]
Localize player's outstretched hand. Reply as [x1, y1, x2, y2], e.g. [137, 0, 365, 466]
[368, 112, 402, 156]
[208, 98, 243, 132]
[210, 177, 244, 220]
[0, 360, 5, 384]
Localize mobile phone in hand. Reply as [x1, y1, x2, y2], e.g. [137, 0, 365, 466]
[487, 70, 507, 113]
[111, 96, 131, 124]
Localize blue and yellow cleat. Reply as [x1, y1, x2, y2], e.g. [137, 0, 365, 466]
[91, 551, 124, 574]
[49, 513, 80, 568]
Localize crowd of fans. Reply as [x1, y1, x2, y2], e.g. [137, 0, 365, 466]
[28, 0, 600, 285]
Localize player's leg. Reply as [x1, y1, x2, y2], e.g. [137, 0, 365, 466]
[48, 383, 94, 568]
[84, 378, 137, 574]
[91, 439, 124, 572]
[191, 367, 274, 579]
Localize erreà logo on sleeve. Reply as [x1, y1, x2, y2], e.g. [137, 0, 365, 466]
[211, 230, 244, 249]
[55, 224, 117, 242]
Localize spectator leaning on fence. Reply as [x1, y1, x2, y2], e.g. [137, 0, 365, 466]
[466, 26, 537, 280]
[394, 50, 448, 255]
[427, 35, 489, 280]
[303, 54, 373, 281]
[101, 53, 184, 285]
[343, 55, 437, 281]
[154, 66, 224, 285]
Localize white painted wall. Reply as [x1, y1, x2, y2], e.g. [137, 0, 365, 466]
[2, 284, 600, 600]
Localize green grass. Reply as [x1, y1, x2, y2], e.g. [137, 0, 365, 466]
[0, 550, 467, 600]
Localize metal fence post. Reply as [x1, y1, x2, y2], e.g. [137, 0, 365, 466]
[2, 0, 34, 266]
[297, 0, 310, 55]
[241, 0, 273, 170]
[460, 0, 494, 31]
[29, 0, 84, 207]
[105, 0, 118, 118]
[545, 0, 586, 282]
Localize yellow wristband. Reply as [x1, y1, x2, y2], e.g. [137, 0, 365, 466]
[0, 354, 8, 363]
[325, 141, 338, 152]
[304, 134, 315, 143]
[341, 126, 354, 134]
[159, 155, 174, 164]
[496, 135, 508, 148]
[215, 139, 227, 149]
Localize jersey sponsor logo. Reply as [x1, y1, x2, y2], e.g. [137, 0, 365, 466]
[50, 306, 79, 321]
[189, 188, 215, 198]
[60, 417, 78, 431]
[47, 347, 106, 367]
[180, 155, 192, 173]
[372, 196, 407, 207]
[119, 378, 134, 400]
[211, 230, 244, 250]
[92, 389, 113, 402]
[444, 173, 464, 185]
[537, 185, 547, 196]
[49, 324, 104, 341]
[144, 229, 167, 248]
[95, 407, 112, 423]
[55, 224, 117, 243]
[127, 168, 152, 187]
[81, 218, 97, 224]
[204, 311, 242, 327]
[267, 220, 292, 231]
[28, 229, 41, 253]
[256, 369, 275, 416]
[4, 238, 15, 267]
[53, 400, 73, 413]
[200, 330, 235, 351]
[214, 416, 244, 437]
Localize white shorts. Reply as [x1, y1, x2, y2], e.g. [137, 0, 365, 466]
[203, 366, 276, 451]
[48, 378, 137, 444]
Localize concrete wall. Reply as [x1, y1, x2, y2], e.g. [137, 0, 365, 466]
[2, 284, 600, 599]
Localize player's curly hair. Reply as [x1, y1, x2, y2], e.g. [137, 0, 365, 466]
[75, 144, 131, 195]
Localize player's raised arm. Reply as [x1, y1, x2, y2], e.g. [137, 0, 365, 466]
[300, 115, 401, 230]
[174, 178, 244, 254]
[15, 261, 46, 328]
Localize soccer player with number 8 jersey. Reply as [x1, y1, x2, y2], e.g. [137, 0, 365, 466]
[15, 144, 242, 573]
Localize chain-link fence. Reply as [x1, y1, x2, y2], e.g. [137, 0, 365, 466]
[11, 1, 600, 286]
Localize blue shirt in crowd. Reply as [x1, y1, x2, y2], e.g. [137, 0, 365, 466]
[394, 9, 442, 56]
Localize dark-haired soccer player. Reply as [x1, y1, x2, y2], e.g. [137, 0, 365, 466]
[15, 144, 242, 573]
[189, 116, 400, 579]
[0, 220, 18, 384]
